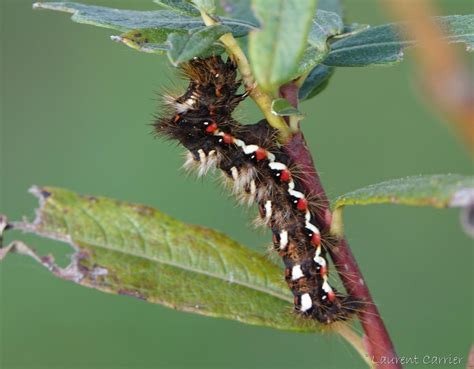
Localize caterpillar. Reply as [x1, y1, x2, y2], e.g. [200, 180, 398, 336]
[154, 56, 359, 324]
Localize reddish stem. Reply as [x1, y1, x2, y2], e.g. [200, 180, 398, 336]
[279, 83, 400, 369]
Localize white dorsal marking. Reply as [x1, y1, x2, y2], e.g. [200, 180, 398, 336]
[198, 127, 338, 306]
[266, 152, 276, 162]
[305, 222, 319, 234]
[289, 189, 304, 199]
[322, 281, 332, 293]
[185, 97, 196, 106]
[243, 145, 259, 154]
[250, 180, 257, 195]
[314, 255, 326, 267]
[279, 231, 288, 249]
[269, 162, 287, 171]
[231, 166, 239, 181]
[198, 149, 206, 163]
[300, 293, 312, 311]
[264, 200, 272, 221]
[234, 139, 245, 147]
[291, 265, 304, 280]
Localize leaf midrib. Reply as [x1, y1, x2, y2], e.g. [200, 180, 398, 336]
[73, 233, 292, 303]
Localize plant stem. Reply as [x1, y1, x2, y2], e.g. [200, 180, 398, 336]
[279, 82, 401, 369]
[199, 11, 291, 141]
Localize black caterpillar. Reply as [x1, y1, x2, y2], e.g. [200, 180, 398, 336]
[154, 56, 359, 323]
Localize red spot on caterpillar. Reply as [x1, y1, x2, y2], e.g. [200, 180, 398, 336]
[255, 148, 267, 161]
[223, 133, 234, 144]
[328, 290, 336, 302]
[320, 265, 327, 277]
[206, 123, 218, 133]
[280, 169, 291, 182]
[297, 198, 308, 211]
[174, 115, 181, 123]
[311, 232, 321, 246]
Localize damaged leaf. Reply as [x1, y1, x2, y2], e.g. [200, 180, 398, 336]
[5, 186, 322, 332]
[33, 2, 255, 53]
[111, 28, 177, 54]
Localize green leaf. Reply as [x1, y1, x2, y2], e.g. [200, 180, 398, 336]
[220, 0, 259, 27]
[294, 10, 344, 78]
[318, 0, 343, 18]
[308, 10, 344, 52]
[153, 0, 200, 17]
[33, 2, 254, 37]
[249, 0, 318, 91]
[167, 25, 229, 65]
[324, 15, 474, 67]
[299, 64, 335, 101]
[333, 174, 474, 210]
[191, 0, 216, 15]
[6, 186, 322, 332]
[271, 98, 304, 118]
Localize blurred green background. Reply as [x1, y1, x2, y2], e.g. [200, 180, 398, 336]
[1, 1, 473, 368]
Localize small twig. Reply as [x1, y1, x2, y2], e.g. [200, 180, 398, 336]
[199, 11, 291, 142]
[279, 83, 401, 369]
[382, 0, 474, 153]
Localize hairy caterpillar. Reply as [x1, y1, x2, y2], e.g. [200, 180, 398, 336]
[154, 56, 358, 323]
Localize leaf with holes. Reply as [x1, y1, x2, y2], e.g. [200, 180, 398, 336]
[111, 29, 177, 54]
[324, 15, 474, 67]
[4, 186, 323, 333]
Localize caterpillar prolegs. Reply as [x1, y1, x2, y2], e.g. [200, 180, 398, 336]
[154, 56, 359, 324]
